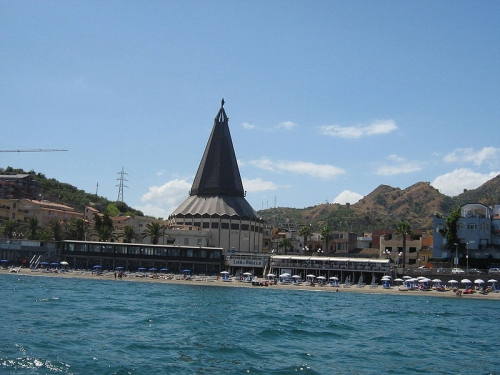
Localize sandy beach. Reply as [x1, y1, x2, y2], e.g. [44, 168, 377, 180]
[2, 268, 500, 301]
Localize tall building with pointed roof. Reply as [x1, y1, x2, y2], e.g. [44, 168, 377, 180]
[169, 100, 263, 253]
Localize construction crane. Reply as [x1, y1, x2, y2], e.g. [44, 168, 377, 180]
[0, 149, 68, 152]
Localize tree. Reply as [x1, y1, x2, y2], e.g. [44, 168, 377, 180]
[94, 213, 115, 242]
[443, 207, 461, 251]
[320, 225, 334, 253]
[65, 218, 88, 241]
[395, 221, 413, 269]
[120, 225, 140, 243]
[48, 219, 63, 241]
[25, 217, 40, 240]
[299, 225, 313, 250]
[142, 222, 165, 245]
[1, 220, 17, 239]
[278, 238, 293, 254]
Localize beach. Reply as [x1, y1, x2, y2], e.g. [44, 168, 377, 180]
[3, 267, 499, 300]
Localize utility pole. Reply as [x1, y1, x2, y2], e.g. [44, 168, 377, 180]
[116, 167, 128, 202]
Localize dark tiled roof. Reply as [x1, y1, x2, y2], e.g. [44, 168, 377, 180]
[189, 101, 244, 197]
[171, 195, 259, 220]
[171, 100, 259, 220]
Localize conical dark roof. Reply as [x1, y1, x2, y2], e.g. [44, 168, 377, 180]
[189, 99, 245, 197]
[171, 100, 259, 220]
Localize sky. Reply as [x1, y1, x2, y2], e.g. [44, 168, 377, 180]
[1, 1, 500, 218]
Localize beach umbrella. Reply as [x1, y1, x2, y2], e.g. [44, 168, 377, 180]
[160, 268, 168, 272]
[448, 280, 458, 284]
[432, 279, 442, 283]
[93, 265, 102, 269]
[115, 266, 124, 270]
[243, 272, 252, 276]
[60, 261, 68, 266]
[316, 276, 326, 280]
[292, 275, 302, 279]
[138, 267, 146, 271]
[220, 271, 229, 274]
[394, 278, 404, 282]
[419, 278, 431, 283]
[266, 273, 275, 277]
[461, 279, 472, 284]
[1, 260, 9, 263]
[329, 276, 339, 280]
[306, 274, 316, 278]
[402, 276, 412, 279]
[474, 279, 485, 285]
[280, 273, 291, 277]
[40, 261, 49, 265]
[182, 269, 191, 273]
[487, 279, 497, 283]
[149, 268, 157, 272]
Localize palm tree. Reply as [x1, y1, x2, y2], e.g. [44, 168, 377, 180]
[93, 213, 115, 242]
[395, 221, 413, 269]
[1, 220, 17, 239]
[320, 225, 333, 253]
[299, 225, 313, 251]
[65, 218, 88, 241]
[121, 225, 140, 243]
[278, 238, 293, 254]
[25, 217, 40, 240]
[142, 222, 165, 245]
[48, 218, 63, 241]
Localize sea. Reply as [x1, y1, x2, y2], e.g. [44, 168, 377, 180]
[1, 274, 498, 375]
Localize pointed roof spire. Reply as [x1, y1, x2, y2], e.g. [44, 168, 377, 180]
[190, 99, 245, 197]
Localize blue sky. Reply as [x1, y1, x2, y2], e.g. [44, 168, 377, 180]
[1, 1, 499, 218]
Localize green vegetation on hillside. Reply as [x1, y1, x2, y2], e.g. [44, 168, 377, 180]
[1, 167, 144, 217]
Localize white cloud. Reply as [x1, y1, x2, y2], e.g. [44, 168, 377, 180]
[277, 121, 297, 130]
[242, 178, 279, 192]
[139, 179, 191, 217]
[333, 190, 363, 205]
[444, 147, 500, 167]
[248, 157, 345, 178]
[319, 119, 397, 139]
[242, 122, 256, 129]
[431, 168, 500, 196]
[375, 155, 423, 176]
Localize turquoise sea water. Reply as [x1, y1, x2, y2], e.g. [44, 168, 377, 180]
[1, 274, 499, 375]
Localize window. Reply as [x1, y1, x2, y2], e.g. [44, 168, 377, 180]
[221, 223, 229, 229]
[231, 223, 239, 230]
[468, 224, 477, 230]
[241, 224, 249, 231]
[481, 223, 489, 230]
[202, 222, 210, 228]
[211, 222, 219, 229]
[459, 223, 465, 230]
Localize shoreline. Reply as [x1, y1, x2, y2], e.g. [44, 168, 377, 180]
[2, 268, 500, 300]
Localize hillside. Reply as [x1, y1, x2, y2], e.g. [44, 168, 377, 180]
[0, 167, 144, 217]
[3, 166, 499, 230]
[257, 176, 500, 232]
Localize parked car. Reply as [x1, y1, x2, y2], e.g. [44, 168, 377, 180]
[452, 268, 465, 274]
[467, 268, 484, 275]
[488, 268, 500, 275]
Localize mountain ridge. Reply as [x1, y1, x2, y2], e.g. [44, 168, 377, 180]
[257, 175, 500, 232]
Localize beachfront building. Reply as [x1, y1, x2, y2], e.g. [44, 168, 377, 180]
[168, 100, 265, 273]
[270, 255, 391, 285]
[59, 240, 224, 274]
[433, 203, 500, 262]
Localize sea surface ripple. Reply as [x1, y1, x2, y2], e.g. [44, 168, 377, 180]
[1, 274, 499, 375]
